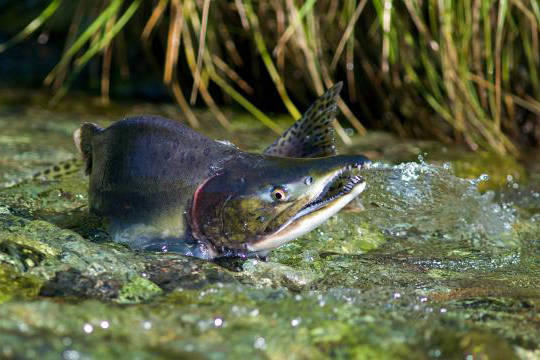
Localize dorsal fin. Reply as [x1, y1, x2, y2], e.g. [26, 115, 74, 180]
[264, 82, 343, 158]
[73, 123, 102, 175]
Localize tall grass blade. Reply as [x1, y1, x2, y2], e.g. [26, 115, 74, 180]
[51, 0, 141, 103]
[494, 0, 509, 130]
[44, 0, 124, 85]
[273, 0, 317, 57]
[190, 0, 211, 104]
[181, 16, 230, 129]
[209, 70, 283, 134]
[0, 0, 63, 53]
[244, 0, 301, 119]
[330, 0, 367, 70]
[141, 0, 169, 42]
[164, 0, 183, 85]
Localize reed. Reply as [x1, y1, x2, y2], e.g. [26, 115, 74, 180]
[1, 0, 539, 154]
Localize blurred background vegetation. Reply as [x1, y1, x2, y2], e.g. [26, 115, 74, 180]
[0, 0, 538, 155]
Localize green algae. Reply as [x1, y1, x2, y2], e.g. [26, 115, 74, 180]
[116, 276, 163, 304]
[0, 264, 43, 304]
[0, 101, 538, 359]
[0, 171, 88, 221]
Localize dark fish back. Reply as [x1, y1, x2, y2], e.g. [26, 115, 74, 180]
[87, 115, 236, 220]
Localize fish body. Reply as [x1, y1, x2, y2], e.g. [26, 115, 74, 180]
[76, 83, 370, 259]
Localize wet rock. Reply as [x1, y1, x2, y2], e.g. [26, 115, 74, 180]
[39, 268, 123, 301]
[0, 264, 42, 304]
[0, 240, 47, 272]
[116, 276, 162, 304]
[144, 256, 237, 291]
[239, 260, 318, 291]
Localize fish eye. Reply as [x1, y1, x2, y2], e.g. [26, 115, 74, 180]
[304, 176, 313, 185]
[271, 187, 288, 201]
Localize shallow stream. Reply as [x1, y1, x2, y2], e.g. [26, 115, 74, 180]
[0, 92, 538, 359]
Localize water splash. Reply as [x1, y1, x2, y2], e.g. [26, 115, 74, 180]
[361, 161, 517, 247]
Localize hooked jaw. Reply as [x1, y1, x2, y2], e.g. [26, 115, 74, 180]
[247, 161, 369, 253]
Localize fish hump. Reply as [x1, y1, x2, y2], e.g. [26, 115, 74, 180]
[74, 122, 102, 175]
[264, 82, 343, 158]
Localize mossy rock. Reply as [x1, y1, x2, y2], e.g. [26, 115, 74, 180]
[0, 264, 43, 304]
[116, 276, 163, 304]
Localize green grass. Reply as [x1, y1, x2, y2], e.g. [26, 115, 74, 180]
[1, 0, 539, 154]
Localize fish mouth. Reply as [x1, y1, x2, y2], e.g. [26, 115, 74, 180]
[298, 164, 365, 215]
[247, 162, 369, 253]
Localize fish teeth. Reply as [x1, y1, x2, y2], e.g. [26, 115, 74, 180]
[343, 175, 363, 188]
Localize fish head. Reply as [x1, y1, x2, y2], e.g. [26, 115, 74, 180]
[190, 154, 370, 257]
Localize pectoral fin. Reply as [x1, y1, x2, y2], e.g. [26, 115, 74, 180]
[264, 82, 343, 158]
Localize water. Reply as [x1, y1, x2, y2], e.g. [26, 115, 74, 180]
[362, 161, 517, 247]
[0, 93, 538, 359]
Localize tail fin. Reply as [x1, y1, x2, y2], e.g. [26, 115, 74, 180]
[32, 158, 84, 180]
[73, 123, 101, 175]
[3, 158, 84, 188]
[3, 123, 101, 188]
